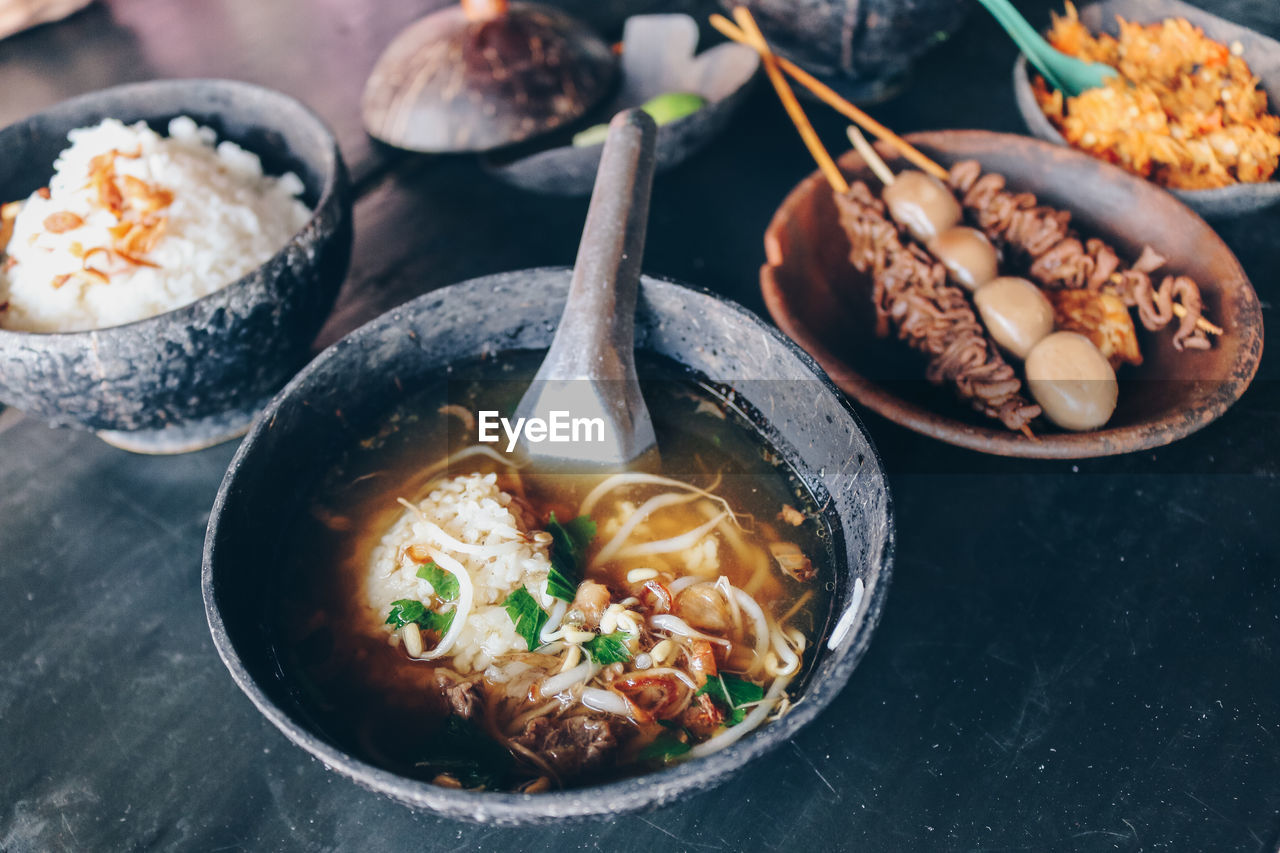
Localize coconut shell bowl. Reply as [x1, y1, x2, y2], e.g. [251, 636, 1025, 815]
[483, 14, 760, 196]
[761, 130, 1263, 459]
[203, 270, 894, 823]
[0, 79, 352, 454]
[1012, 0, 1280, 218]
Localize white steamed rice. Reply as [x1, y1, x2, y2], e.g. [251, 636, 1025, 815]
[366, 472, 555, 674]
[0, 116, 311, 332]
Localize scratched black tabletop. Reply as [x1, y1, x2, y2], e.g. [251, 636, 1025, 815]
[1, 1, 1277, 850]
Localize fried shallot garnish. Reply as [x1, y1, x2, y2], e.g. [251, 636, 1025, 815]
[110, 215, 168, 256]
[42, 211, 85, 234]
[51, 268, 110, 289]
[119, 175, 174, 214]
[0, 200, 20, 253]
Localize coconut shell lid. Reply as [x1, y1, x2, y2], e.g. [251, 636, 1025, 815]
[362, 0, 618, 153]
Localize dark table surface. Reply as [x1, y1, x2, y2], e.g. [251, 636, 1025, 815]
[1, 0, 1277, 850]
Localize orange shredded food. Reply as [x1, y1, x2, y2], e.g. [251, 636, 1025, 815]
[3, 145, 177, 287]
[0, 200, 19, 255]
[42, 212, 84, 234]
[1034, 2, 1280, 189]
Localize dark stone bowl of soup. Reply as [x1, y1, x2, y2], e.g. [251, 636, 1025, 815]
[202, 269, 894, 823]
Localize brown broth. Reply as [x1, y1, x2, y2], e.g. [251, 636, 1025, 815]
[271, 351, 836, 788]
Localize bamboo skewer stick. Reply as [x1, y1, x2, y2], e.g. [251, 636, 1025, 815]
[717, 10, 1219, 339]
[846, 126, 895, 186]
[710, 13, 949, 182]
[850, 120, 1220, 343]
[729, 7, 847, 194]
[1105, 275, 1223, 335]
[845, 126, 1039, 441]
[1175, 305, 1222, 335]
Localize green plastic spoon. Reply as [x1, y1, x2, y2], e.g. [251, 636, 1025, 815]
[976, 0, 1117, 95]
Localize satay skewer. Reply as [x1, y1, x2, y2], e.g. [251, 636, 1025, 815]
[729, 7, 847, 194]
[710, 13, 948, 182]
[718, 9, 1220, 340]
[846, 126, 895, 187]
[721, 28, 1042, 436]
[847, 125, 1039, 439]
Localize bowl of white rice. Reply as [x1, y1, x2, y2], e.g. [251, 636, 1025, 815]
[0, 79, 351, 452]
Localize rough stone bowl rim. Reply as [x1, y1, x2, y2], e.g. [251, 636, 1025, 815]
[1009, 0, 1280, 217]
[202, 268, 895, 824]
[0, 77, 345, 342]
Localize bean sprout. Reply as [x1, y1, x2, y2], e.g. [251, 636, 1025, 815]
[504, 699, 565, 737]
[414, 444, 524, 490]
[393, 505, 525, 559]
[580, 688, 631, 716]
[686, 676, 792, 760]
[559, 644, 581, 673]
[593, 492, 704, 567]
[540, 660, 600, 697]
[626, 567, 660, 584]
[411, 549, 473, 661]
[667, 576, 703, 595]
[649, 639, 678, 665]
[579, 472, 739, 526]
[778, 589, 815, 627]
[402, 622, 424, 658]
[539, 598, 568, 644]
[649, 614, 732, 647]
[716, 576, 743, 636]
[616, 512, 728, 560]
[729, 586, 772, 670]
[635, 666, 700, 692]
[765, 627, 800, 677]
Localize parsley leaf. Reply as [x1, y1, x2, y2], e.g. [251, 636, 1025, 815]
[386, 599, 424, 627]
[696, 674, 766, 726]
[419, 608, 455, 637]
[583, 631, 632, 665]
[638, 731, 692, 763]
[386, 598, 455, 637]
[545, 513, 597, 601]
[502, 586, 549, 651]
[415, 561, 459, 601]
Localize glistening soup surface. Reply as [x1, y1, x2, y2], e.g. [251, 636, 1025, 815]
[272, 351, 836, 791]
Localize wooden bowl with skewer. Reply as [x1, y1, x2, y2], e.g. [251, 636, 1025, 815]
[760, 129, 1263, 457]
[712, 6, 1263, 457]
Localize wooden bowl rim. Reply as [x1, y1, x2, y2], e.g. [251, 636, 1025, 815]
[760, 129, 1265, 459]
[1009, 0, 1280, 216]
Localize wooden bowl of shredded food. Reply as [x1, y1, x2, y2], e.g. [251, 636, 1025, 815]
[1013, 0, 1280, 217]
[761, 130, 1264, 458]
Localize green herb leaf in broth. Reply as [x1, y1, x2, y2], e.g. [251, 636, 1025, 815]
[416, 561, 459, 601]
[696, 673, 765, 726]
[419, 608, 455, 637]
[386, 599, 455, 637]
[385, 599, 425, 627]
[637, 731, 693, 763]
[502, 586, 549, 651]
[583, 631, 632, 665]
[546, 513, 597, 601]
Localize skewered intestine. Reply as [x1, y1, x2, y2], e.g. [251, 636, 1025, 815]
[947, 160, 1210, 351]
[834, 181, 1042, 432]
